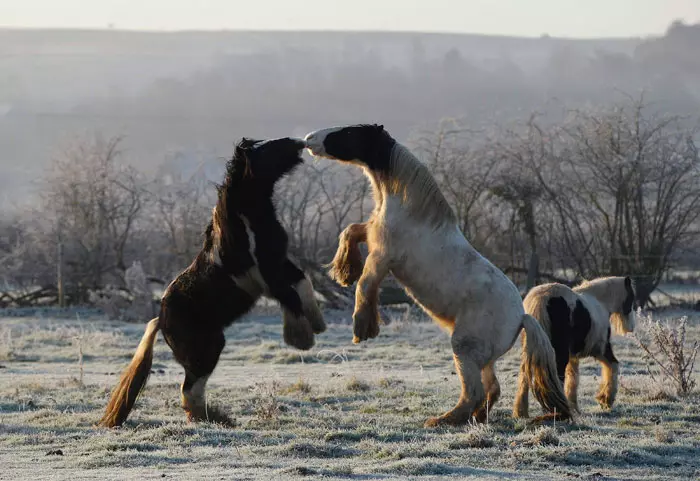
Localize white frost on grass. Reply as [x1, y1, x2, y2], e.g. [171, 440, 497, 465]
[0, 308, 698, 480]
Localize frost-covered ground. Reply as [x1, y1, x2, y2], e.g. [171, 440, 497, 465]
[1, 306, 698, 480]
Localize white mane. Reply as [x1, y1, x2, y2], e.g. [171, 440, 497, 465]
[377, 142, 456, 226]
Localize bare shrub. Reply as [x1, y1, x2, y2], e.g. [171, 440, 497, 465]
[122, 261, 154, 321]
[634, 310, 699, 395]
[88, 262, 154, 321]
[43, 134, 148, 301]
[250, 381, 282, 421]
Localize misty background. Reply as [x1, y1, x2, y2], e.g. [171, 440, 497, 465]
[2, 12, 700, 312]
[3, 23, 700, 202]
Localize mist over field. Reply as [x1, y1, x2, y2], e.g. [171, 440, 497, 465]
[1, 24, 698, 204]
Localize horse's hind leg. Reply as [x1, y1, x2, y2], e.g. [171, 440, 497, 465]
[473, 362, 501, 422]
[165, 327, 234, 425]
[425, 351, 485, 427]
[425, 328, 488, 427]
[565, 358, 580, 413]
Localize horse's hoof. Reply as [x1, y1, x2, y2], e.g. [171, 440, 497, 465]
[424, 416, 443, 428]
[352, 335, 363, 344]
[596, 393, 613, 410]
[528, 412, 570, 425]
[186, 407, 236, 427]
[367, 321, 380, 339]
[283, 318, 315, 351]
[312, 321, 327, 335]
[308, 315, 327, 335]
[353, 309, 376, 342]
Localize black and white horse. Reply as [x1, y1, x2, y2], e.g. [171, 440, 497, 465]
[100, 137, 325, 427]
[513, 277, 635, 417]
[305, 124, 571, 426]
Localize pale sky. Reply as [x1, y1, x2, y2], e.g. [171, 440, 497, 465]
[1, 0, 699, 38]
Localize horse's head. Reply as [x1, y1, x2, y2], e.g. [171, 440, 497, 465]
[304, 124, 393, 171]
[232, 136, 306, 185]
[610, 276, 636, 335]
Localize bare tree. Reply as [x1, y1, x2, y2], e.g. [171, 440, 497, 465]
[411, 120, 502, 250]
[489, 121, 546, 289]
[276, 160, 370, 265]
[531, 98, 700, 305]
[149, 157, 215, 274]
[41, 134, 147, 300]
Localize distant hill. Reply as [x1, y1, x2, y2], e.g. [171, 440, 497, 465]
[3, 27, 698, 208]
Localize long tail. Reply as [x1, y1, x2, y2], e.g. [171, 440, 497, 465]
[520, 314, 571, 420]
[99, 317, 160, 427]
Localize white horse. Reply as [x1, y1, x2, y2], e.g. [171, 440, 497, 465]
[513, 277, 635, 417]
[304, 124, 571, 426]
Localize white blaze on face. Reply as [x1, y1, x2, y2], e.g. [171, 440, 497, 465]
[304, 126, 344, 160]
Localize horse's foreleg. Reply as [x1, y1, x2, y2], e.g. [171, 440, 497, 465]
[352, 250, 389, 343]
[595, 342, 619, 410]
[260, 260, 315, 350]
[283, 259, 326, 334]
[329, 222, 367, 287]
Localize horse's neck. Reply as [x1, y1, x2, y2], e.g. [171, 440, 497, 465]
[363, 167, 384, 212]
[575, 284, 613, 314]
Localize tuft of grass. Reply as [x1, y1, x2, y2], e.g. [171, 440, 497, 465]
[283, 378, 312, 395]
[654, 426, 674, 444]
[448, 426, 496, 449]
[282, 466, 316, 476]
[646, 390, 678, 402]
[527, 427, 560, 446]
[378, 377, 404, 389]
[284, 442, 354, 458]
[346, 376, 370, 392]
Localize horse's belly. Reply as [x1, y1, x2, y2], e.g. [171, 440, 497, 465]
[388, 225, 523, 322]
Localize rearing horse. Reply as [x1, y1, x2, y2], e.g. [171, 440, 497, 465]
[305, 124, 571, 426]
[99, 137, 325, 428]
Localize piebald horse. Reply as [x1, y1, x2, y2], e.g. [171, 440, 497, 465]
[513, 277, 635, 417]
[304, 124, 571, 426]
[99, 137, 325, 428]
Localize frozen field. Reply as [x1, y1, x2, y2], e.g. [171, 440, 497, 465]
[0, 307, 699, 480]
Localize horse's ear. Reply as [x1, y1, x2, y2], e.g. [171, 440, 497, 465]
[238, 138, 254, 150]
[375, 124, 385, 131]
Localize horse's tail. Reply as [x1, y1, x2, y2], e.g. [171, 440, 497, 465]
[520, 313, 571, 420]
[99, 317, 160, 428]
